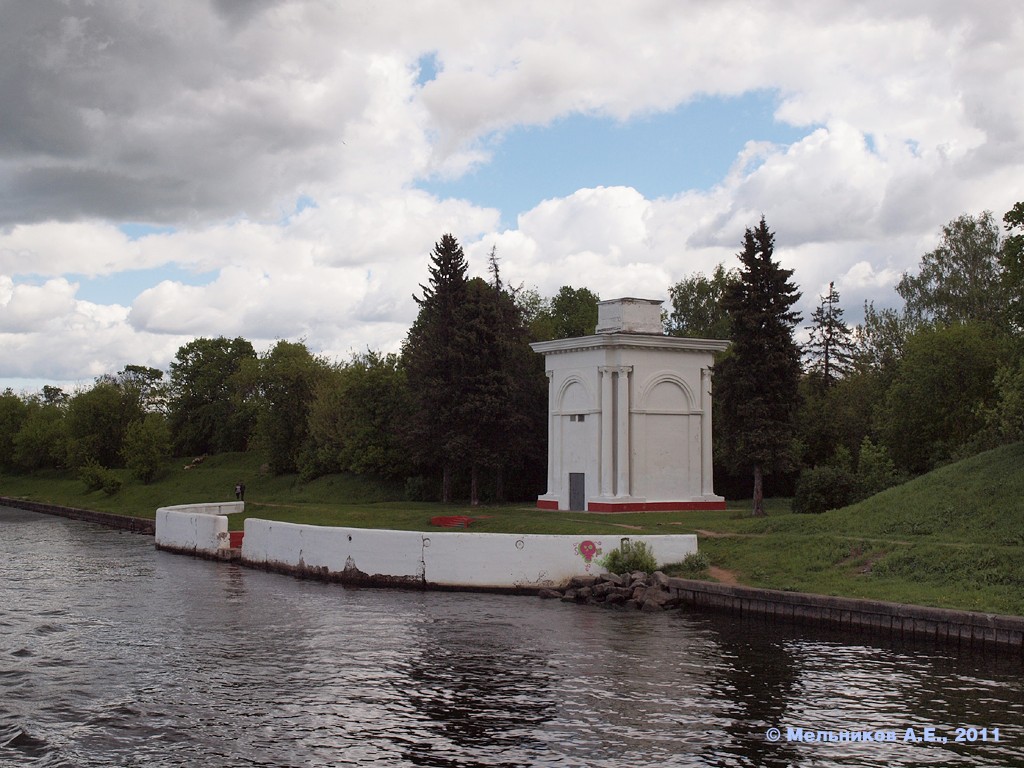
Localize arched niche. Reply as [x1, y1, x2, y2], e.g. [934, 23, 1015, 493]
[638, 373, 695, 413]
[557, 376, 593, 414]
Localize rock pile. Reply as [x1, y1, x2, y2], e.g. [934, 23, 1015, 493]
[539, 571, 681, 612]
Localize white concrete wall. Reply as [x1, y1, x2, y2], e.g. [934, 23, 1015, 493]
[242, 519, 425, 580]
[158, 501, 245, 516]
[155, 508, 230, 555]
[241, 518, 697, 590]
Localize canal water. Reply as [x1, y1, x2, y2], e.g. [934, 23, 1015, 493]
[1, 505, 1022, 767]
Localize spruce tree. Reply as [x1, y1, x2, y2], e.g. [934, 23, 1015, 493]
[714, 217, 803, 516]
[403, 234, 470, 502]
[804, 282, 855, 387]
[403, 237, 546, 504]
[455, 276, 540, 504]
[473, 250, 545, 502]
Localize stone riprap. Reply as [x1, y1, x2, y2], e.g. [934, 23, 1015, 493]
[539, 570, 683, 612]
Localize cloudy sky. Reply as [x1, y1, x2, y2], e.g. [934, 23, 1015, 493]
[2, 1, 1022, 392]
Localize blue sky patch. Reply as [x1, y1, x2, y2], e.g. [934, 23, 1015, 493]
[418, 90, 812, 226]
[71, 266, 217, 306]
[416, 52, 441, 86]
[118, 223, 178, 241]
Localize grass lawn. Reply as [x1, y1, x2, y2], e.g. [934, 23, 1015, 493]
[3, 443, 1023, 615]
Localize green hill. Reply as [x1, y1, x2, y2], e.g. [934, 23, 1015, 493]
[744, 441, 1024, 545]
[697, 442, 1024, 615]
[0, 451, 406, 517]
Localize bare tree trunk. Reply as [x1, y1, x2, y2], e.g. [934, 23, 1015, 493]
[752, 464, 765, 517]
[470, 465, 479, 507]
[442, 464, 452, 504]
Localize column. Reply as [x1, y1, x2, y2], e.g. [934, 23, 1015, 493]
[615, 366, 632, 497]
[599, 367, 614, 496]
[701, 367, 714, 497]
[546, 371, 555, 495]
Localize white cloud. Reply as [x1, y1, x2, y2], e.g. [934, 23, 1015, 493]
[0, 222, 142, 277]
[0, 278, 184, 382]
[120, 189, 502, 358]
[840, 260, 903, 292]
[689, 122, 895, 248]
[1, 0, 1023, 387]
[0, 277, 80, 332]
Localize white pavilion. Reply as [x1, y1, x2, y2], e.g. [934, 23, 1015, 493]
[530, 297, 728, 512]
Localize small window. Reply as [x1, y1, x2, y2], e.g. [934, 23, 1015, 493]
[569, 414, 586, 422]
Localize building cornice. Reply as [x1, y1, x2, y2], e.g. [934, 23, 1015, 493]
[530, 333, 730, 355]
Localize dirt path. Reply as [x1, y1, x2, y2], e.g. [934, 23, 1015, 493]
[707, 566, 739, 585]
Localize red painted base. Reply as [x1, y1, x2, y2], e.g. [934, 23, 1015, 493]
[229, 530, 245, 548]
[588, 500, 726, 512]
[536, 499, 727, 512]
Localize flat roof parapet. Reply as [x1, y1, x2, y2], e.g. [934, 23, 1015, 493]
[596, 297, 664, 335]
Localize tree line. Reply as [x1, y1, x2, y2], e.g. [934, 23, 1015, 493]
[2, 203, 1021, 513]
[0, 236, 598, 504]
[669, 204, 1024, 514]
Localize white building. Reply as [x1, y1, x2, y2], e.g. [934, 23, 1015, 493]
[531, 297, 728, 512]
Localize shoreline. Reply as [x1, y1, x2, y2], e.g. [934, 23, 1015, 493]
[0, 496, 155, 533]
[6, 495, 1023, 654]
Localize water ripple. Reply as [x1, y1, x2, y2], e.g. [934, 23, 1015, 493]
[2, 505, 1023, 767]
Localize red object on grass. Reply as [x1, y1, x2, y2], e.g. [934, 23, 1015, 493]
[430, 515, 475, 528]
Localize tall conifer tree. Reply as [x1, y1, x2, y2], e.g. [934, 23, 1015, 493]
[404, 238, 546, 504]
[403, 234, 470, 502]
[456, 277, 537, 504]
[804, 282, 855, 387]
[715, 217, 803, 516]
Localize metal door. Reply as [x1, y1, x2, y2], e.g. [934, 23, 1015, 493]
[569, 473, 585, 511]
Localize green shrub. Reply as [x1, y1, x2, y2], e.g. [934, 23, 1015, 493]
[599, 539, 658, 574]
[793, 465, 858, 514]
[78, 461, 122, 495]
[667, 551, 711, 578]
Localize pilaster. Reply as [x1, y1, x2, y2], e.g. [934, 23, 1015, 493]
[615, 366, 632, 497]
[599, 366, 614, 497]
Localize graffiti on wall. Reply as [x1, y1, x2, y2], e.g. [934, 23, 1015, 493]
[574, 540, 603, 571]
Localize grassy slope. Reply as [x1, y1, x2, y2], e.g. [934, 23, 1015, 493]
[2, 444, 1022, 615]
[697, 442, 1024, 615]
[0, 452, 404, 519]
